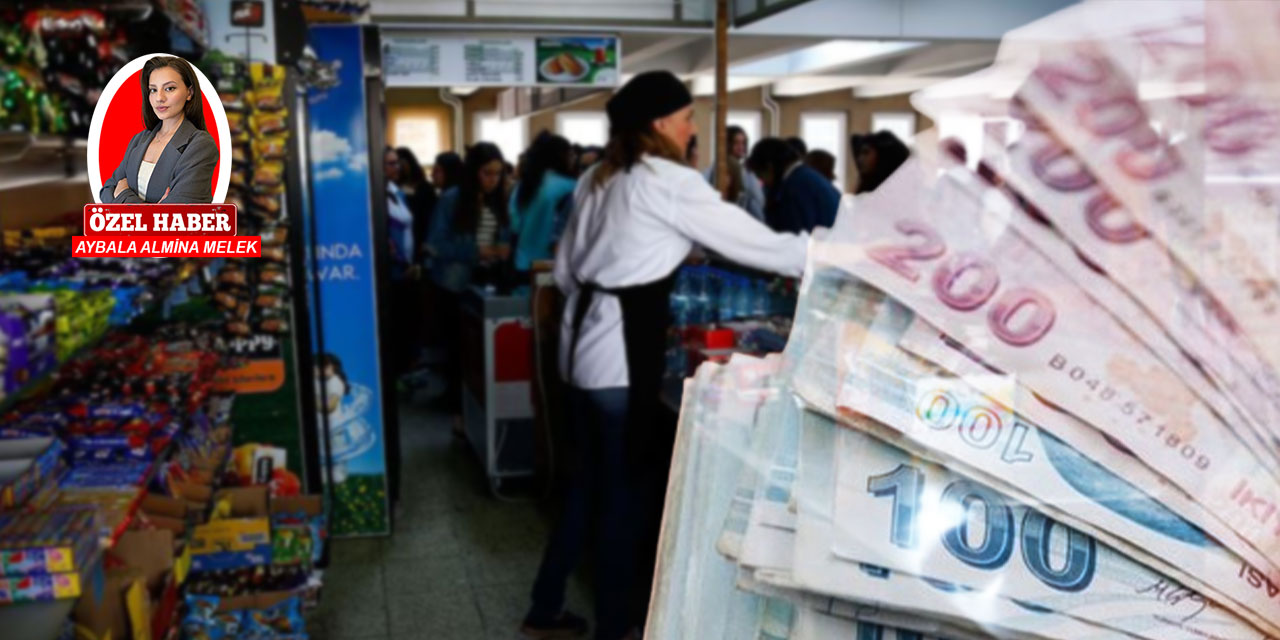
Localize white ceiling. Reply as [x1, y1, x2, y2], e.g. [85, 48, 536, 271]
[737, 0, 1079, 39]
[622, 33, 1000, 98]
[376, 0, 1081, 99]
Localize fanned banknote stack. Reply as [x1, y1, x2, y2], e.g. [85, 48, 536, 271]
[646, 2, 1280, 638]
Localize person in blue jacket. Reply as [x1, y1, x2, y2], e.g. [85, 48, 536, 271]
[426, 143, 513, 417]
[746, 137, 841, 233]
[427, 142, 514, 293]
[510, 131, 577, 272]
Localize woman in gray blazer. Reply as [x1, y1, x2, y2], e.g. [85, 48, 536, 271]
[100, 56, 219, 205]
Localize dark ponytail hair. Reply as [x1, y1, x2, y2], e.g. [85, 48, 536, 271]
[516, 130, 572, 210]
[851, 131, 910, 194]
[433, 151, 464, 191]
[141, 56, 207, 132]
[395, 147, 429, 190]
[454, 142, 508, 234]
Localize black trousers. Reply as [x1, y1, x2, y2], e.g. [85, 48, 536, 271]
[528, 386, 636, 640]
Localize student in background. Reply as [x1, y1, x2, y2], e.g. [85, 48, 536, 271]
[391, 147, 438, 266]
[504, 160, 518, 195]
[510, 131, 577, 272]
[429, 142, 513, 291]
[575, 145, 603, 176]
[383, 148, 418, 378]
[726, 124, 749, 160]
[426, 143, 513, 416]
[383, 147, 415, 278]
[703, 125, 764, 221]
[432, 151, 465, 194]
[746, 137, 840, 233]
[851, 131, 910, 194]
[804, 149, 837, 183]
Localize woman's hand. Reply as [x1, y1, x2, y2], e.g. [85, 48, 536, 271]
[114, 179, 131, 198]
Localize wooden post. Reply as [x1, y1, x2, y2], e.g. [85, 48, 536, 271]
[714, 0, 730, 197]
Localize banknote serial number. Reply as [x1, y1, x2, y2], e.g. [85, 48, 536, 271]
[1049, 353, 1211, 471]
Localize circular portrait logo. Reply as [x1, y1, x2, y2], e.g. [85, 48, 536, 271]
[88, 53, 231, 204]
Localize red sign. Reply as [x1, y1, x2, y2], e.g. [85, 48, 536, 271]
[72, 236, 262, 258]
[83, 204, 237, 236]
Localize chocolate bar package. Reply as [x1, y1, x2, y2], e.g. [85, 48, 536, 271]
[0, 505, 99, 578]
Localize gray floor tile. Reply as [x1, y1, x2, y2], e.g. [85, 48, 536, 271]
[386, 586, 484, 637]
[314, 403, 575, 639]
[330, 538, 387, 566]
[317, 564, 389, 638]
[462, 550, 543, 588]
[452, 504, 548, 555]
[384, 516, 461, 560]
[383, 552, 471, 595]
[471, 583, 532, 638]
[401, 478, 463, 512]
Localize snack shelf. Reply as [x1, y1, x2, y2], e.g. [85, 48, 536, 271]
[0, 396, 193, 640]
[0, 551, 101, 640]
[15, 1, 207, 54]
[0, 342, 92, 417]
[0, 328, 129, 417]
[0, 275, 195, 416]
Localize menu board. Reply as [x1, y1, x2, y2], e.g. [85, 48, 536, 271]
[384, 34, 619, 87]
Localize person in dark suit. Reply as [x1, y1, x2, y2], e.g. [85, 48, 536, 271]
[99, 55, 218, 204]
[746, 137, 841, 233]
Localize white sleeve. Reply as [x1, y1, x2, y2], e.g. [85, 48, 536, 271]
[387, 185, 413, 224]
[553, 215, 577, 295]
[665, 170, 808, 278]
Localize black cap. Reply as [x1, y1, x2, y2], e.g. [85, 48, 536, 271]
[606, 71, 693, 134]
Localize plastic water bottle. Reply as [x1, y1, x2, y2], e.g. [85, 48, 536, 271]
[734, 276, 752, 320]
[670, 269, 686, 319]
[689, 268, 701, 325]
[752, 279, 768, 317]
[718, 273, 736, 323]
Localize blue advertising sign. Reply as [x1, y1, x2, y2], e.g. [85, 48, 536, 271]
[304, 24, 390, 536]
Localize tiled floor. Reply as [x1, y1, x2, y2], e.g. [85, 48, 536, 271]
[307, 402, 592, 640]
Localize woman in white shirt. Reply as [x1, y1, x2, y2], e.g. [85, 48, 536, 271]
[522, 71, 809, 640]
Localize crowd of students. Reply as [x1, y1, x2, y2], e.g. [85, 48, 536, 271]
[383, 127, 908, 304]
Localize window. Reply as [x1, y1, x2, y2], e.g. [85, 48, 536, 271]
[727, 110, 762, 151]
[391, 115, 444, 169]
[474, 111, 527, 164]
[556, 112, 609, 148]
[871, 111, 916, 147]
[934, 115, 1027, 168]
[800, 111, 848, 191]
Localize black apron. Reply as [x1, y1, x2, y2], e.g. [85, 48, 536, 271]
[567, 271, 678, 469]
